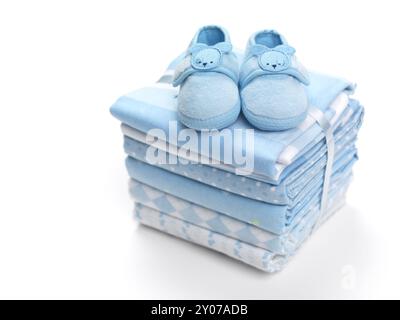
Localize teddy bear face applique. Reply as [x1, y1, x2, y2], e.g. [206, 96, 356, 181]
[258, 50, 290, 72]
[191, 48, 222, 70]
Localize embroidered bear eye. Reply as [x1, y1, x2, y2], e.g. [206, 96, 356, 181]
[210, 61, 213, 64]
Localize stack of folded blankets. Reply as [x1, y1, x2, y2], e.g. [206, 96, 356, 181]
[110, 55, 364, 272]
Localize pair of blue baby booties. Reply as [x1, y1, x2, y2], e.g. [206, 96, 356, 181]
[173, 25, 310, 131]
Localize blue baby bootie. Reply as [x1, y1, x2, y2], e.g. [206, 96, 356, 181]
[240, 30, 310, 131]
[173, 26, 240, 130]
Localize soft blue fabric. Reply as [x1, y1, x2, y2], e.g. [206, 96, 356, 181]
[239, 30, 310, 131]
[175, 73, 241, 130]
[125, 154, 355, 235]
[133, 176, 347, 272]
[123, 110, 359, 206]
[130, 176, 351, 256]
[110, 56, 360, 184]
[114, 97, 363, 186]
[121, 97, 362, 195]
[241, 76, 308, 130]
[172, 26, 240, 130]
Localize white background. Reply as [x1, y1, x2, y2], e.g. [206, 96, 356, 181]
[0, 0, 399, 299]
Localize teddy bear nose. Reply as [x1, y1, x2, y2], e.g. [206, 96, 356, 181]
[203, 62, 207, 66]
[272, 64, 277, 69]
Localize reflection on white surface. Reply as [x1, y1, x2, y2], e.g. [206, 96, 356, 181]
[131, 204, 374, 299]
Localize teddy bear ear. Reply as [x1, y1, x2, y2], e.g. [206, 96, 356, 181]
[249, 44, 267, 56]
[276, 45, 296, 55]
[188, 44, 207, 54]
[214, 42, 232, 53]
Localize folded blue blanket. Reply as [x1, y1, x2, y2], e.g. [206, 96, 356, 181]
[124, 135, 357, 205]
[110, 53, 361, 184]
[130, 176, 351, 255]
[125, 154, 354, 235]
[122, 99, 360, 206]
[134, 180, 348, 272]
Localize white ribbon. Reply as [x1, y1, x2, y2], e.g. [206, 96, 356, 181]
[308, 106, 335, 231]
